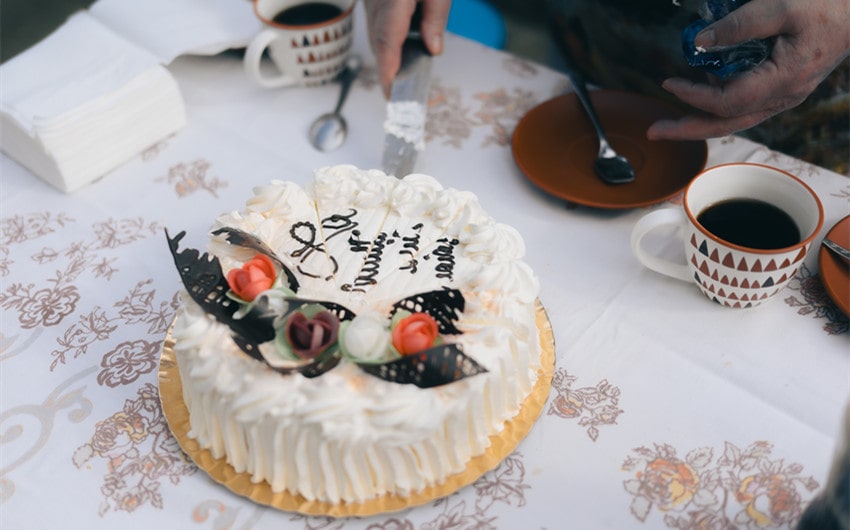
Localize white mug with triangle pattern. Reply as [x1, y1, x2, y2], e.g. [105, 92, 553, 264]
[631, 163, 824, 308]
[244, 0, 355, 88]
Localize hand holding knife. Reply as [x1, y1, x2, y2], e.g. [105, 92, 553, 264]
[381, 4, 434, 178]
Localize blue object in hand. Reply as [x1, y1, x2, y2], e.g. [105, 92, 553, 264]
[682, 0, 772, 79]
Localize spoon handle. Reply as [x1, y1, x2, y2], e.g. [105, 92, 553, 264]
[823, 238, 850, 262]
[550, 17, 611, 151]
[334, 57, 361, 114]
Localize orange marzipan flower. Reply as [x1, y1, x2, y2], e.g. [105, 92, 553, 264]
[392, 313, 439, 355]
[226, 254, 276, 302]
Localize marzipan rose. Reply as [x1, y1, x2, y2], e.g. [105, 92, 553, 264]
[340, 312, 391, 362]
[226, 254, 276, 302]
[392, 312, 439, 355]
[284, 310, 339, 359]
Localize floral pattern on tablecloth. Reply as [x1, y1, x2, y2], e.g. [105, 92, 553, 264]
[622, 441, 820, 529]
[55, 279, 178, 373]
[547, 368, 623, 441]
[426, 81, 475, 148]
[784, 263, 849, 335]
[73, 382, 196, 515]
[426, 80, 538, 149]
[155, 159, 227, 198]
[0, 213, 169, 371]
[0, 212, 176, 370]
[1, 208, 185, 511]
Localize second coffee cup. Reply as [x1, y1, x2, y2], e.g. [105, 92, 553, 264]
[630, 163, 824, 308]
[245, 0, 355, 89]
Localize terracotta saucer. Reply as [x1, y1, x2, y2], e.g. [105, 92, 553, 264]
[819, 214, 850, 316]
[512, 90, 708, 209]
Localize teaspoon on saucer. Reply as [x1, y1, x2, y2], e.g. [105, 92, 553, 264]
[823, 238, 850, 263]
[552, 18, 635, 185]
[562, 62, 635, 185]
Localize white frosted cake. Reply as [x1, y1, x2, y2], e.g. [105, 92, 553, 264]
[168, 165, 542, 506]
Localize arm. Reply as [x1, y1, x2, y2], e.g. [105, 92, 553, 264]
[363, 0, 452, 98]
[648, 0, 850, 141]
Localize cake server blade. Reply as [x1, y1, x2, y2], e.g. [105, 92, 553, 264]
[381, 6, 432, 178]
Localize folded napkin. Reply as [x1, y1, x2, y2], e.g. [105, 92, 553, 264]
[88, 0, 260, 64]
[0, 12, 185, 192]
[0, 0, 259, 192]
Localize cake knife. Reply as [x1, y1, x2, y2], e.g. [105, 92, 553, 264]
[381, 5, 432, 178]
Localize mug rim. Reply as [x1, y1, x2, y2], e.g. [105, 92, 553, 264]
[253, 0, 355, 30]
[682, 162, 825, 255]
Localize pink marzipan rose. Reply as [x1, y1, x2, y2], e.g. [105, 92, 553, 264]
[226, 254, 276, 302]
[392, 313, 439, 355]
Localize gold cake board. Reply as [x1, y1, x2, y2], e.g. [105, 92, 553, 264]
[158, 301, 556, 517]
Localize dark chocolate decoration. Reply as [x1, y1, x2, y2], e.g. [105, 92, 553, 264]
[297, 353, 342, 378]
[391, 287, 464, 335]
[359, 343, 487, 388]
[285, 297, 356, 322]
[166, 229, 275, 359]
[211, 227, 300, 292]
[263, 349, 342, 378]
[168, 230, 487, 388]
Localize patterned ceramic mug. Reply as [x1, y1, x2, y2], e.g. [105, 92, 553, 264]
[631, 163, 824, 308]
[244, 0, 355, 88]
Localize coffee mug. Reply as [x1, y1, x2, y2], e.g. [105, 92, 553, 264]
[244, 0, 355, 88]
[631, 163, 824, 308]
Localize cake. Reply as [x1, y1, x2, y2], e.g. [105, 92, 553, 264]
[166, 165, 543, 507]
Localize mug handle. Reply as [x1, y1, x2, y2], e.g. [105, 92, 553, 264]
[630, 208, 693, 282]
[244, 29, 298, 89]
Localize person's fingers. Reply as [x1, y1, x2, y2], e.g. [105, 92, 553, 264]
[694, 0, 789, 49]
[419, 0, 452, 55]
[646, 110, 774, 141]
[364, 0, 418, 97]
[659, 64, 803, 119]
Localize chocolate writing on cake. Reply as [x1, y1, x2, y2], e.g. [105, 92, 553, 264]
[289, 209, 358, 281]
[342, 230, 393, 292]
[425, 237, 459, 282]
[398, 224, 423, 273]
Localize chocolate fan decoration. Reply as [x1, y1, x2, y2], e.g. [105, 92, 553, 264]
[167, 229, 487, 387]
[360, 343, 487, 388]
[391, 287, 464, 335]
[166, 229, 275, 360]
[286, 298, 356, 323]
[212, 227, 300, 292]
[167, 230, 339, 377]
[259, 348, 343, 378]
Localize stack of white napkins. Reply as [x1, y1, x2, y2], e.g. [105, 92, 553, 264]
[0, 0, 259, 193]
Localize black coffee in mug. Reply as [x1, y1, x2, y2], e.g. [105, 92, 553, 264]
[697, 198, 801, 249]
[273, 2, 342, 25]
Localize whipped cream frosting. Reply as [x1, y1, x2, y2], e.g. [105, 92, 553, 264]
[383, 101, 427, 151]
[172, 165, 541, 504]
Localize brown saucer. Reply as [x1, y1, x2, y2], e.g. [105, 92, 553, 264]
[819, 215, 850, 316]
[512, 90, 707, 209]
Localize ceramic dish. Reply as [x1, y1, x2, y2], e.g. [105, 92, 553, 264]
[512, 90, 708, 209]
[818, 214, 850, 316]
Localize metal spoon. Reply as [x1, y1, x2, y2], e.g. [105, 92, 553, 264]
[309, 55, 363, 152]
[823, 238, 850, 263]
[551, 19, 635, 185]
[563, 64, 635, 185]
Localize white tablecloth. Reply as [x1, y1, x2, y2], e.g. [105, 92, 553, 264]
[2, 6, 849, 529]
